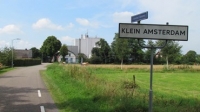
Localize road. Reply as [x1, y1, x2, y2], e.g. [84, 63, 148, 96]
[0, 63, 59, 112]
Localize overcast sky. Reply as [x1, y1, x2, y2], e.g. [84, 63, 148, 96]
[0, 0, 199, 54]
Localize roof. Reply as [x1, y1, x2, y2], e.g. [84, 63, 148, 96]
[67, 46, 78, 56]
[14, 49, 32, 59]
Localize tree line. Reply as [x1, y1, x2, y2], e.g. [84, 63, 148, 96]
[89, 33, 200, 66]
[0, 35, 199, 67]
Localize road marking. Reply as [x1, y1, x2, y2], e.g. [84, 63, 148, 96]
[40, 106, 45, 112]
[38, 90, 41, 97]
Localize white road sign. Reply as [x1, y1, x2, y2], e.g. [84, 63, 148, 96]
[119, 23, 188, 41]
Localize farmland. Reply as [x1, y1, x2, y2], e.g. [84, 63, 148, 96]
[41, 63, 200, 112]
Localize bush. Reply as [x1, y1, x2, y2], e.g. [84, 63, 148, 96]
[89, 55, 102, 64]
[14, 59, 41, 66]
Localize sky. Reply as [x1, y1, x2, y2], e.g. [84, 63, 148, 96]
[0, 0, 199, 54]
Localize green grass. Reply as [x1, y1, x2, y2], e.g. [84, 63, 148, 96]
[0, 67, 14, 75]
[41, 64, 113, 112]
[41, 63, 200, 112]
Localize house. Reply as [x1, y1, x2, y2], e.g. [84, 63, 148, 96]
[155, 51, 162, 58]
[58, 46, 79, 63]
[14, 49, 32, 59]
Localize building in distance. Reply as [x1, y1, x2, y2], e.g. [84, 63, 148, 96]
[58, 34, 101, 63]
[75, 34, 100, 58]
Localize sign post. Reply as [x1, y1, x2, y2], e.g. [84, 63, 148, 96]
[138, 38, 167, 112]
[119, 21, 188, 112]
[119, 23, 188, 41]
[131, 11, 148, 23]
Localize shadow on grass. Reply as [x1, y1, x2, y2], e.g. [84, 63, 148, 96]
[52, 92, 200, 112]
[56, 97, 107, 112]
[53, 94, 149, 112]
[152, 95, 200, 112]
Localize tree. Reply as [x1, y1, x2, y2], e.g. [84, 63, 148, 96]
[111, 33, 129, 69]
[144, 40, 156, 64]
[30, 47, 41, 58]
[59, 44, 68, 61]
[196, 54, 200, 64]
[0, 47, 12, 66]
[89, 54, 102, 64]
[95, 38, 111, 64]
[91, 47, 101, 56]
[183, 50, 197, 65]
[78, 53, 88, 63]
[40, 36, 61, 62]
[111, 34, 145, 65]
[128, 39, 145, 63]
[157, 40, 182, 69]
[90, 47, 102, 63]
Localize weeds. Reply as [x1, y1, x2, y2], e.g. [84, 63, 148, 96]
[177, 64, 192, 69]
[161, 64, 200, 73]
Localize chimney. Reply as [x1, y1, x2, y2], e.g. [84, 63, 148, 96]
[85, 34, 88, 38]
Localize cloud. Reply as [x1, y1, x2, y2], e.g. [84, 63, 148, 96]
[76, 18, 99, 28]
[112, 11, 134, 23]
[67, 23, 74, 29]
[0, 24, 22, 34]
[76, 18, 89, 26]
[60, 36, 75, 45]
[32, 18, 64, 30]
[136, 0, 200, 53]
[17, 40, 33, 49]
[137, 0, 199, 25]
[0, 40, 29, 49]
[117, 0, 135, 8]
[0, 40, 10, 48]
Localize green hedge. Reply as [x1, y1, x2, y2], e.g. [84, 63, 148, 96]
[14, 59, 41, 66]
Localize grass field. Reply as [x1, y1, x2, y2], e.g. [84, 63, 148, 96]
[41, 63, 200, 112]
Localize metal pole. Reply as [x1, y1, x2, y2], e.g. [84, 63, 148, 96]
[149, 47, 154, 112]
[11, 40, 13, 68]
[137, 23, 168, 112]
[42, 53, 43, 63]
[11, 38, 20, 68]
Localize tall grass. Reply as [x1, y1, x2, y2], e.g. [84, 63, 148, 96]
[42, 63, 200, 112]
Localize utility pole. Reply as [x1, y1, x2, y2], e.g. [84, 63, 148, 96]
[11, 38, 20, 68]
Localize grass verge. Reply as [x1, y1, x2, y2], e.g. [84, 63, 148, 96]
[0, 67, 14, 75]
[41, 63, 200, 112]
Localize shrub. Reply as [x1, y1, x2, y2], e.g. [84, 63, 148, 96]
[14, 59, 41, 66]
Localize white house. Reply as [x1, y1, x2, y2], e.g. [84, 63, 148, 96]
[58, 46, 79, 63]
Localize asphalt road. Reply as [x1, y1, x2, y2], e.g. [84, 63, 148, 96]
[0, 63, 59, 112]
